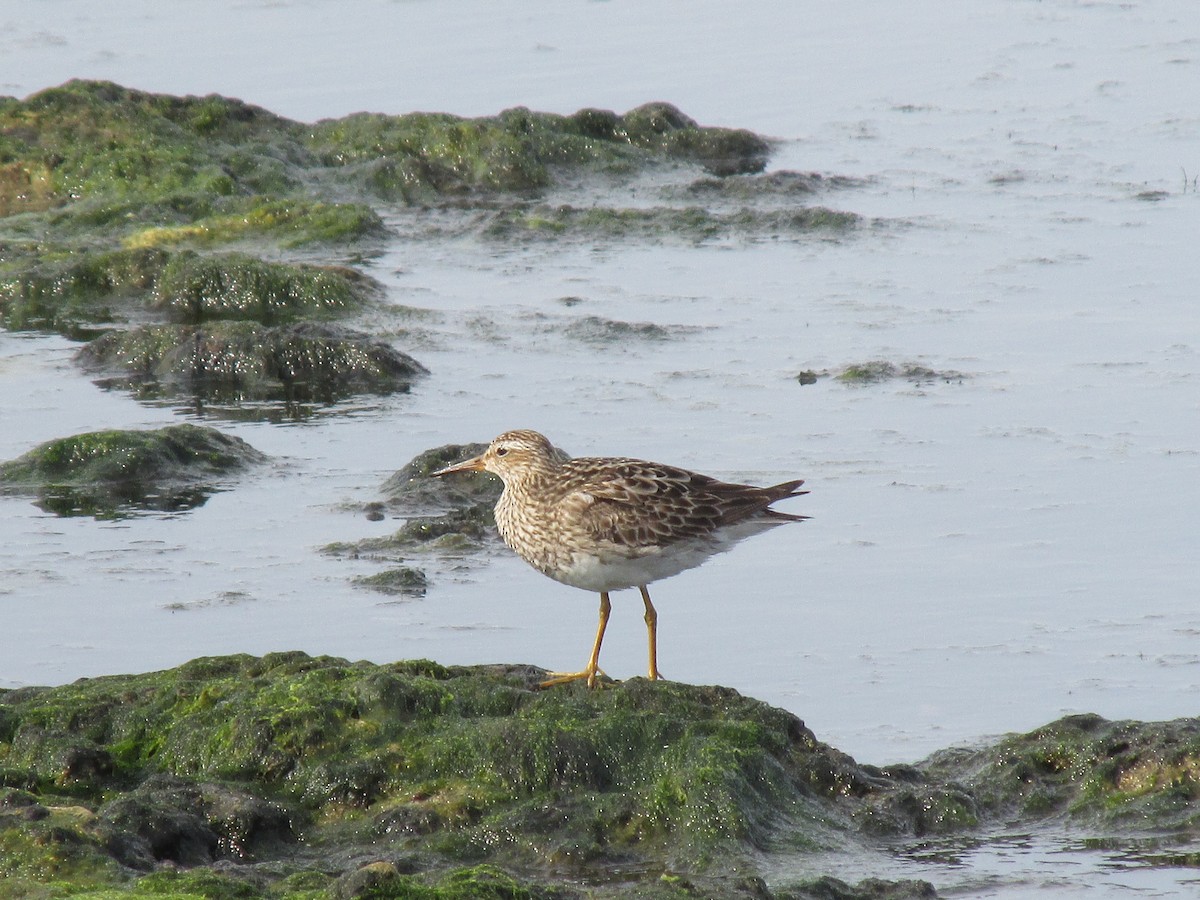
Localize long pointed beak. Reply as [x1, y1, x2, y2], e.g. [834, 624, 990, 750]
[431, 453, 487, 477]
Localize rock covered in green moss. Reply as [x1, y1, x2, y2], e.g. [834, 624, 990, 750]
[0, 423, 265, 517]
[7, 653, 1198, 897]
[0, 652, 922, 899]
[381, 442, 499, 515]
[77, 320, 427, 406]
[352, 566, 429, 597]
[308, 100, 769, 202]
[835, 361, 964, 385]
[921, 713, 1200, 830]
[149, 251, 377, 324]
[1, 81, 771, 234]
[0, 246, 169, 335]
[480, 203, 858, 243]
[0, 246, 379, 336]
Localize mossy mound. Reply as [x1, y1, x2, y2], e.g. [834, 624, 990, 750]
[0, 423, 265, 517]
[921, 713, 1200, 830]
[1, 81, 836, 351]
[834, 362, 965, 385]
[150, 252, 377, 325]
[308, 101, 769, 203]
[0, 653, 901, 899]
[3, 654, 1198, 897]
[0, 246, 169, 336]
[0, 246, 379, 335]
[1, 81, 770, 236]
[352, 566, 429, 597]
[676, 170, 866, 202]
[77, 321, 427, 408]
[380, 443, 499, 515]
[480, 203, 858, 243]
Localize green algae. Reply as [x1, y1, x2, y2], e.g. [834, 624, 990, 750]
[481, 204, 858, 243]
[921, 713, 1200, 830]
[2, 80, 830, 356]
[123, 197, 383, 250]
[0, 654, 852, 897]
[5, 654, 1199, 897]
[352, 567, 429, 598]
[0, 246, 379, 337]
[150, 252, 374, 325]
[1, 81, 773, 237]
[0, 81, 305, 212]
[0, 423, 266, 518]
[77, 321, 427, 408]
[307, 102, 769, 203]
[380, 443, 499, 515]
[835, 362, 964, 385]
[0, 246, 169, 335]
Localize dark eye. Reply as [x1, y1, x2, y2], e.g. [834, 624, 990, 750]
[495, 446, 508, 457]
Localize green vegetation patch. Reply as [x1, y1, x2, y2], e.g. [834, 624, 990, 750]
[0, 423, 265, 517]
[123, 197, 383, 249]
[4, 656, 1197, 896]
[921, 714, 1200, 829]
[150, 252, 376, 325]
[835, 361, 965, 384]
[481, 204, 858, 243]
[307, 101, 770, 203]
[380, 442, 499, 514]
[0, 653, 855, 895]
[77, 321, 427, 406]
[0, 80, 308, 213]
[0, 246, 169, 335]
[0, 245, 380, 338]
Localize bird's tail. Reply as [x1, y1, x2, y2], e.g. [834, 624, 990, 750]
[763, 479, 809, 521]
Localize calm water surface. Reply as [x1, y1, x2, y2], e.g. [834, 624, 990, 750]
[3, 3, 1199, 894]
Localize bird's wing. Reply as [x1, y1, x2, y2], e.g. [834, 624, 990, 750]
[560, 461, 728, 549]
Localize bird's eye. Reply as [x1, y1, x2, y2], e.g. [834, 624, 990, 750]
[495, 446, 508, 457]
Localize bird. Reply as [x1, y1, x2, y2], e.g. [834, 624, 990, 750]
[432, 429, 808, 688]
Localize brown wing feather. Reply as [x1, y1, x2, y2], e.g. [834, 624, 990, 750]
[561, 458, 807, 549]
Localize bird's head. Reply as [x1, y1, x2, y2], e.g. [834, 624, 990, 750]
[432, 429, 563, 482]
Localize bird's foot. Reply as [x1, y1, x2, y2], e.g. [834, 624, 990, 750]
[538, 667, 609, 690]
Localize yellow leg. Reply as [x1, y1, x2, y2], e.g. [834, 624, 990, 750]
[540, 592, 611, 689]
[640, 585, 662, 681]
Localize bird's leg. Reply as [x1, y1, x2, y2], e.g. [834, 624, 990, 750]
[639, 585, 663, 681]
[539, 592, 612, 689]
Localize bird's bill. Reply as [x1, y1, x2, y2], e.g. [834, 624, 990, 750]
[431, 454, 487, 477]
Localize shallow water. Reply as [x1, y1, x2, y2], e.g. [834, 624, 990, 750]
[3, 2, 1200, 894]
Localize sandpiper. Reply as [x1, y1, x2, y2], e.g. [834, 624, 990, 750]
[433, 429, 807, 688]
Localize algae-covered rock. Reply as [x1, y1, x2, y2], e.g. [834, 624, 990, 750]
[381, 442, 498, 514]
[0, 246, 170, 336]
[1, 82, 774, 236]
[352, 566, 429, 597]
[5, 653, 1197, 897]
[0, 423, 266, 517]
[77, 320, 427, 407]
[308, 100, 770, 202]
[835, 362, 964, 385]
[481, 203, 858, 243]
[0, 246, 379, 336]
[150, 251, 377, 325]
[0, 653, 889, 898]
[920, 713, 1200, 831]
[619, 101, 770, 176]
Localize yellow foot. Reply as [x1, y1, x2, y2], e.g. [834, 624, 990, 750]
[538, 668, 609, 690]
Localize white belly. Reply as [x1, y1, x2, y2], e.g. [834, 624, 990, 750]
[536, 518, 783, 593]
